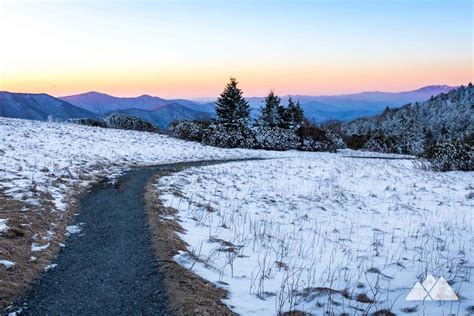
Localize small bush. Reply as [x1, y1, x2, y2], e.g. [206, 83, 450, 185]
[297, 121, 337, 152]
[171, 120, 212, 142]
[203, 124, 256, 149]
[324, 129, 346, 149]
[298, 122, 327, 141]
[171, 118, 338, 152]
[69, 118, 107, 128]
[104, 113, 157, 132]
[299, 138, 337, 152]
[345, 134, 369, 150]
[363, 134, 400, 154]
[252, 127, 299, 151]
[416, 142, 473, 172]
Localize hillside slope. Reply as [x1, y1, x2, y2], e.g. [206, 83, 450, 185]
[0, 92, 97, 121]
[340, 84, 473, 154]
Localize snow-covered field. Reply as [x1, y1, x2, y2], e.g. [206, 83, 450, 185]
[2, 117, 473, 315]
[0, 117, 293, 266]
[0, 117, 292, 211]
[159, 154, 474, 315]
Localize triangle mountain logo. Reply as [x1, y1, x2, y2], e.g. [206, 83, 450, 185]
[406, 274, 458, 301]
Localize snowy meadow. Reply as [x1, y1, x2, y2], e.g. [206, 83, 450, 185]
[159, 154, 474, 315]
[0, 117, 291, 270]
[0, 117, 472, 315]
[0, 117, 292, 211]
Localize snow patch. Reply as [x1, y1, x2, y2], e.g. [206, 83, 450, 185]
[66, 225, 82, 236]
[31, 243, 50, 252]
[0, 260, 15, 269]
[44, 264, 58, 271]
[0, 219, 8, 233]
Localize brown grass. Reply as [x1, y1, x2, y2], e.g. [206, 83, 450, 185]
[144, 172, 236, 316]
[0, 188, 82, 310]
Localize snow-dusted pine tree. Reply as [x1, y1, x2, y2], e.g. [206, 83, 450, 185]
[287, 98, 304, 130]
[258, 90, 284, 128]
[215, 77, 250, 126]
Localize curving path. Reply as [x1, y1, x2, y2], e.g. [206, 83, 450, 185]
[13, 160, 248, 315]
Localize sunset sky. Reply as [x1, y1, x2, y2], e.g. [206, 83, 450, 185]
[0, 0, 472, 99]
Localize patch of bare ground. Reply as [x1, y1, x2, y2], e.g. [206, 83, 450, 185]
[0, 190, 81, 309]
[0, 168, 102, 311]
[145, 172, 236, 316]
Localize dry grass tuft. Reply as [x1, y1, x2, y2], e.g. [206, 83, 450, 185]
[145, 172, 236, 316]
[0, 189, 81, 310]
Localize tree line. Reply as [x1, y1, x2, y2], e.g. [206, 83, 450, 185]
[215, 77, 304, 131]
[173, 77, 341, 151]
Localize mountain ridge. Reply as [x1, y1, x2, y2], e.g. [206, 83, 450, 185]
[338, 84, 473, 154]
[60, 85, 457, 123]
[0, 91, 98, 122]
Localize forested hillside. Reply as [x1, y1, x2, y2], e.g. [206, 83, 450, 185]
[338, 84, 473, 155]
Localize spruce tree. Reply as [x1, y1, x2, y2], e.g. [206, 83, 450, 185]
[287, 98, 304, 129]
[259, 90, 283, 128]
[278, 97, 292, 128]
[215, 77, 250, 126]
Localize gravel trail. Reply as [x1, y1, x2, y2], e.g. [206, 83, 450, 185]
[14, 160, 251, 315]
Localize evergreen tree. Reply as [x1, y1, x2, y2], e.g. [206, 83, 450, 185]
[215, 77, 250, 126]
[278, 97, 292, 129]
[258, 90, 283, 128]
[287, 98, 304, 129]
[423, 127, 434, 148]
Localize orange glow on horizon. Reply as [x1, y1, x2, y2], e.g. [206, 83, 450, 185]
[1, 59, 471, 99]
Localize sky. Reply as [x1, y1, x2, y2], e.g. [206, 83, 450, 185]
[0, 0, 472, 99]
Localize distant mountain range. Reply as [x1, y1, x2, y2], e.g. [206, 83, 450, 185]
[291, 85, 456, 105]
[246, 85, 457, 122]
[0, 92, 97, 121]
[59, 91, 215, 127]
[60, 91, 215, 115]
[0, 85, 458, 128]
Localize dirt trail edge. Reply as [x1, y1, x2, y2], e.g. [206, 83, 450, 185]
[144, 160, 258, 316]
[11, 159, 257, 315]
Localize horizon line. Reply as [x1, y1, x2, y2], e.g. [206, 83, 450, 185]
[2, 83, 463, 101]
